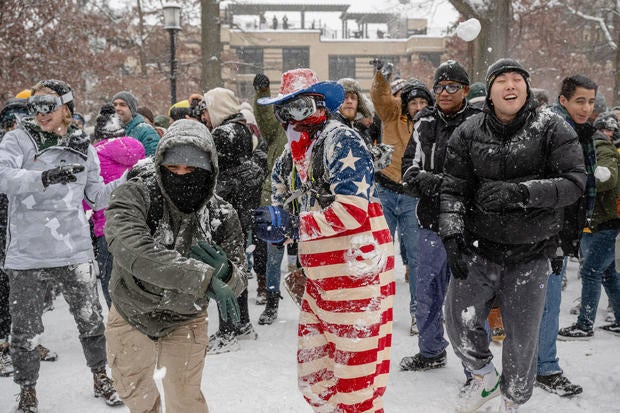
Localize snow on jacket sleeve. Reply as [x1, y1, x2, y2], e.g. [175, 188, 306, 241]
[520, 116, 586, 209]
[298, 128, 374, 240]
[271, 148, 292, 207]
[0, 130, 48, 194]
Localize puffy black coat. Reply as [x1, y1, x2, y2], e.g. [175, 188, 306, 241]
[213, 114, 267, 234]
[402, 102, 482, 230]
[439, 99, 587, 264]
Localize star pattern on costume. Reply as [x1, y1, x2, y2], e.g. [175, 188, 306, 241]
[339, 149, 360, 172]
[354, 176, 370, 195]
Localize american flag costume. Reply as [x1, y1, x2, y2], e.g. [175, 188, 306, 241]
[272, 120, 395, 412]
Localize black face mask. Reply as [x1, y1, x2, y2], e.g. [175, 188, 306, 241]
[160, 166, 211, 213]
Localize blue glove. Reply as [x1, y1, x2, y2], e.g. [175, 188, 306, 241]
[190, 242, 231, 281]
[206, 277, 240, 323]
[253, 206, 299, 244]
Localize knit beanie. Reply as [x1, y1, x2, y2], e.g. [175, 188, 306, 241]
[390, 78, 408, 95]
[401, 80, 435, 107]
[94, 103, 125, 140]
[593, 111, 618, 131]
[112, 91, 138, 116]
[467, 82, 486, 103]
[485, 58, 529, 93]
[155, 114, 171, 129]
[37, 79, 74, 114]
[434, 60, 469, 86]
[162, 143, 212, 171]
[594, 92, 607, 115]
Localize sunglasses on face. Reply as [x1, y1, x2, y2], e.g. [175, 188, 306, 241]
[274, 95, 321, 123]
[432, 83, 464, 95]
[27, 91, 73, 115]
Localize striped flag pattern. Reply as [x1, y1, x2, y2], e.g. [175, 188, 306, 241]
[287, 123, 395, 412]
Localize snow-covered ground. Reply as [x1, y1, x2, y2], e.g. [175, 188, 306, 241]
[1, 257, 618, 412]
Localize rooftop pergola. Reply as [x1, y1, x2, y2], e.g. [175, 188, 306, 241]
[225, 2, 399, 38]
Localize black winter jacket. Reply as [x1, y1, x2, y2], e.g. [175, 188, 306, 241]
[402, 102, 482, 230]
[213, 114, 267, 234]
[439, 98, 587, 264]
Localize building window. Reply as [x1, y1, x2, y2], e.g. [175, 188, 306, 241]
[236, 47, 263, 74]
[282, 48, 309, 71]
[236, 82, 254, 102]
[419, 52, 441, 67]
[329, 56, 355, 80]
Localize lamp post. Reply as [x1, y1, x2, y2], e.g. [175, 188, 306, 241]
[163, 3, 182, 106]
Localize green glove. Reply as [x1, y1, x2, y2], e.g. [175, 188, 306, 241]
[206, 277, 240, 323]
[190, 241, 231, 281]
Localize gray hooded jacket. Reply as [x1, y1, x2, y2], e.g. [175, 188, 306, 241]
[0, 118, 122, 269]
[104, 119, 247, 338]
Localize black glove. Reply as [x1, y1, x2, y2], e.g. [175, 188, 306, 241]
[477, 181, 529, 211]
[444, 235, 469, 280]
[41, 163, 85, 187]
[190, 241, 231, 281]
[402, 165, 420, 185]
[381, 63, 394, 79]
[550, 256, 564, 275]
[253, 73, 270, 91]
[369, 58, 384, 71]
[413, 171, 441, 198]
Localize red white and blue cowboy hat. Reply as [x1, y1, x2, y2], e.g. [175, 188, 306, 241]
[257, 68, 345, 112]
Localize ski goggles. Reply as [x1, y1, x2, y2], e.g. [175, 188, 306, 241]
[432, 83, 465, 95]
[27, 92, 73, 115]
[274, 95, 324, 123]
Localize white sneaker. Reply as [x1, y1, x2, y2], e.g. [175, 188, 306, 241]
[207, 331, 240, 355]
[499, 395, 520, 413]
[605, 304, 615, 323]
[456, 368, 500, 413]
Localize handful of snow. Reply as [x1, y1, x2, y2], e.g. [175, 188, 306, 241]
[456, 18, 481, 42]
[594, 166, 611, 182]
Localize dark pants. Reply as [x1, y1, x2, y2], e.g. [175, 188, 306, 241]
[0, 266, 9, 341]
[95, 236, 113, 308]
[8, 263, 107, 386]
[446, 254, 549, 404]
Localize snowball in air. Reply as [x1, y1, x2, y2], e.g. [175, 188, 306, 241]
[456, 18, 481, 42]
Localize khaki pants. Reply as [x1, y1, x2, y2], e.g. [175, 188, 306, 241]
[105, 306, 209, 413]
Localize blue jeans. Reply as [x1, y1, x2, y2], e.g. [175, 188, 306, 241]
[537, 256, 567, 376]
[415, 229, 449, 357]
[266, 243, 286, 292]
[577, 230, 620, 330]
[376, 184, 419, 315]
